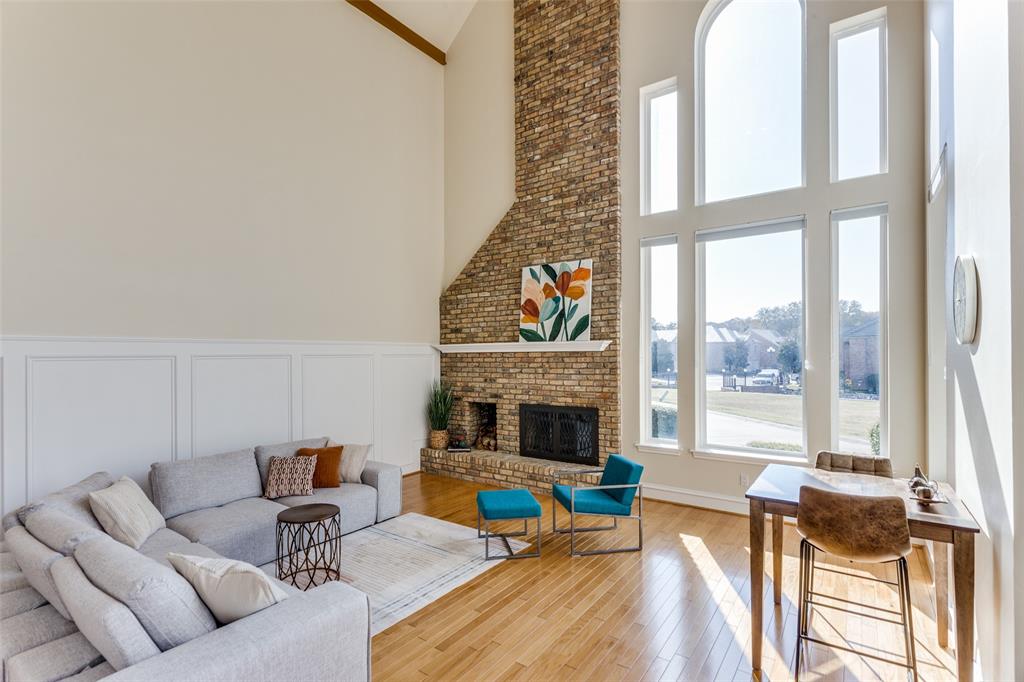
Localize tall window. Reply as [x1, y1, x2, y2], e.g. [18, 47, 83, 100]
[697, 219, 805, 456]
[697, 0, 804, 204]
[640, 79, 678, 215]
[832, 205, 887, 455]
[830, 8, 888, 181]
[640, 236, 678, 445]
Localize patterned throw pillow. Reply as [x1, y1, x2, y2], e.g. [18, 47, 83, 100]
[263, 456, 316, 499]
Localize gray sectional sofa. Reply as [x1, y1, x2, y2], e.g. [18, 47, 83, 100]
[0, 437, 402, 681]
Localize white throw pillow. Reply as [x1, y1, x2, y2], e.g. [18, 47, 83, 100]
[331, 441, 370, 483]
[88, 477, 166, 549]
[166, 553, 289, 624]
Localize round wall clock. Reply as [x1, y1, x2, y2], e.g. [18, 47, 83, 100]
[953, 254, 977, 345]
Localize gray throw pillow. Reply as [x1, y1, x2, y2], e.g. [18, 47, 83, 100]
[24, 506, 102, 556]
[73, 534, 216, 650]
[17, 472, 115, 529]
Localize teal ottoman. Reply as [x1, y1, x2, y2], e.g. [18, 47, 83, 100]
[476, 489, 542, 560]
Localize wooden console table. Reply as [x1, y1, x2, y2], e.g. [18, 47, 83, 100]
[746, 464, 980, 680]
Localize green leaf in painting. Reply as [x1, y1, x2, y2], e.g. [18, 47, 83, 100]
[519, 328, 545, 342]
[548, 310, 565, 341]
[542, 264, 559, 283]
[569, 314, 590, 341]
[540, 297, 560, 321]
[567, 302, 578, 321]
[529, 268, 540, 283]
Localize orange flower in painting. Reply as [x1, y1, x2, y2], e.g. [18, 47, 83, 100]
[554, 271, 572, 296]
[542, 283, 557, 299]
[521, 299, 540, 324]
[564, 265, 590, 300]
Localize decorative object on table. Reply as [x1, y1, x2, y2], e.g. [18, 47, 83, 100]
[476, 489, 542, 560]
[263, 455, 316, 499]
[551, 454, 644, 556]
[426, 380, 454, 450]
[520, 259, 592, 342]
[953, 254, 978, 344]
[794, 486, 917, 679]
[276, 503, 341, 590]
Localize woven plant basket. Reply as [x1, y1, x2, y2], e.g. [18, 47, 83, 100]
[429, 429, 449, 450]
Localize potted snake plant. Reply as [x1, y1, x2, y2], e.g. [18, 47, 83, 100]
[426, 381, 455, 450]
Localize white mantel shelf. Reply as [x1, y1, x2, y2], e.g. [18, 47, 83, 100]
[432, 340, 611, 354]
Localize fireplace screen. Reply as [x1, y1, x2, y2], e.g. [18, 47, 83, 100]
[519, 404, 599, 466]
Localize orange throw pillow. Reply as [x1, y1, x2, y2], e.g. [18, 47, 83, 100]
[296, 446, 343, 488]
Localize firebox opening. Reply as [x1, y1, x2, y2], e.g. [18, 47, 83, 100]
[473, 402, 497, 451]
[519, 404, 599, 466]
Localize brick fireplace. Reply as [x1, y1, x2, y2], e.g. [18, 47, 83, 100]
[421, 0, 621, 494]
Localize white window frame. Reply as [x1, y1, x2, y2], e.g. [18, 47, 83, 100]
[694, 0, 807, 206]
[694, 216, 808, 460]
[829, 7, 889, 182]
[830, 203, 889, 457]
[639, 78, 678, 216]
[640, 235, 679, 448]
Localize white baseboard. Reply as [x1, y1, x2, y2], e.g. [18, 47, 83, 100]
[642, 482, 748, 515]
[1, 335, 439, 513]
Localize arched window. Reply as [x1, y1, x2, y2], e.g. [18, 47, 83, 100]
[696, 0, 805, 204]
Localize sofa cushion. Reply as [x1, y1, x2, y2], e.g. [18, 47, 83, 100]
[149, 449, 262, 520]
[16, 472, 115, 529]
[137, 528, 191, 563]
[24, 506, 103, 556]
[334, 442, 371, 484]
[0, 604, 79, 679]
[0, 552, 30, 593]
[73, 534, 216, 651]
[63, 662, 115, 682]
[275, 484, 377, 535]
[166, 498, 286, 566]
[5, 526, 70, 619]
[6, 632, 102, 682]
[263, 455, 316, 499]
[167, 553, 289, 625]
[0, 585, 47, 620]
[51, 556, 161, 670]
[255, 438, 328, 488]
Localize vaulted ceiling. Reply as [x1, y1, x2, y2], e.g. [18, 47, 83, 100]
[375, 0, 476, 53]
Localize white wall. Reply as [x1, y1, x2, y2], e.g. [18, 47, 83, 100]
[1, 1, 444, 342]
[442, 0, 515, 288]
[1, 336, 437, 514]
[928, 0, 1021, 677]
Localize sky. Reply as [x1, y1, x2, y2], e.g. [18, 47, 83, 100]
[645, 0, 885, 326]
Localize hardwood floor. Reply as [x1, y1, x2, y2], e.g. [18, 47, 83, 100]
[372, 473, 958, 681]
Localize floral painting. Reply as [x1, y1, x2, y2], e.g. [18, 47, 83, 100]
[519, 259, 592, 342]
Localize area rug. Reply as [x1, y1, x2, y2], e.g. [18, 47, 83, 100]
[340, 512, 529, 634]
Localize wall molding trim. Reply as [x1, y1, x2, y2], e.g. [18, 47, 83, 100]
[2, 335, 439, 513]
[642, 482, 749, 516]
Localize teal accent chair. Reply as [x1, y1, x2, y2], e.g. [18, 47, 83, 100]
[551, 454, 644, 556]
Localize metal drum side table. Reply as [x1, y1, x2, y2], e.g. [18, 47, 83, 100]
[276, 503, 341, 590]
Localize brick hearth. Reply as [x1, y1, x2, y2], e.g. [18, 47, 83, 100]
[420, 448, 601, 497]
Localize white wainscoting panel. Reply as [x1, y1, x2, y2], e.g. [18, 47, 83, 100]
[1, 337, 438, 513]
[379, 354, 435, 472]
[27, 356, 176, 500]
[301, 355, 374, 445]
[191, 356, 293, 457]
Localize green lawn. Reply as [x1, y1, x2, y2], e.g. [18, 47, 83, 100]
[651, 387, 879, 442]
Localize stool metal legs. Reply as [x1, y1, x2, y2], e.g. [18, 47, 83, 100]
[796, 539, 918, 680]
[477, 511, 541, 560]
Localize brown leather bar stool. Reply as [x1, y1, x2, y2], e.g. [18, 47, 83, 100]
[796, 485, 917, 680]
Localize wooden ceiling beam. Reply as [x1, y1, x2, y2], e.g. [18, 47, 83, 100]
[346, 1, 446, 66]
